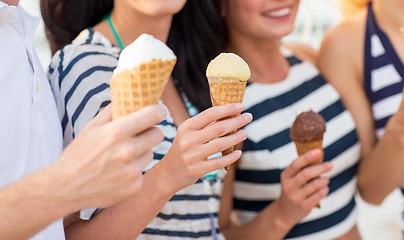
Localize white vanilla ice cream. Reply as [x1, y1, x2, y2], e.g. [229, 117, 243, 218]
[113, 33, 176, 75]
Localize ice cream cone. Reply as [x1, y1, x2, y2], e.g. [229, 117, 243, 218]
[110, 33, 176, 120]
[110, 59, 176, 119]
[290, 110, 326, 208]
[206, 53, 250, 170]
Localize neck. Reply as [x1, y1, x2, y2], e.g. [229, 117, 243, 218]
[2, 0, 19, 6]
[373, 0, 404, 31]
[96, 3, 173, 47]
[227, 30, 289, 84]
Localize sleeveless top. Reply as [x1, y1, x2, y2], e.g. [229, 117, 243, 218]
[233, 48, 361, 239]
[48, 28, 226, 240]
[364, 2, 404, 139]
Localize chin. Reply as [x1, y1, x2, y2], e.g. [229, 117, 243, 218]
[146, 0, 187, 16]
[280, 27, 295, 38]
[264, 26, 295, 39]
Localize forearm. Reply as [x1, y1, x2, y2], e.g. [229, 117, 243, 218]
[0, 166, 75, 240]
[65, 163, 176, 240]
[358, 113, 404, 204]
[221, 201, 293, 240]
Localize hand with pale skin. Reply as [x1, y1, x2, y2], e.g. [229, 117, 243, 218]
[219, 149, 333, 240]
[0, 104, 167, 240]
[52, 105, 167, 209]
[157, 103, 252, 192]
[273, 149, 333, 228]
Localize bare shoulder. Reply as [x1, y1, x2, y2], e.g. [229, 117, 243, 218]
[320, 11, 366, 74]
[283, 42, 318, 67]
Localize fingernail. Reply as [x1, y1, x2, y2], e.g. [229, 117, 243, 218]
[243, 113, 253, 121]
[235, 103, 245, 111]
[320, 177, 329, 185]
[157, 104, 168, 119]
[239, 129, 248, 138]
[325, 162, 333, 169]
[233, 150, 242, 157]
[310, 149, 322, 156]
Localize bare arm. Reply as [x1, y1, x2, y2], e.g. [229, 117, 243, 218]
[0, 165, 77, 240]
[219, 150, 332, 240]
[0, 105, 166, 240]
[319, 17, 404, 204]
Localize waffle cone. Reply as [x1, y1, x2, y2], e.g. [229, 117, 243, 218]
[208, 78, 247, 170]
[209, 78, 247, 107]
[293, 139, 324, 208]
[110, 59, 176, 119]
[294, 140, 324, 165]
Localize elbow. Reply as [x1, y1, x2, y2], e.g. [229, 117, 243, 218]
[357, 180, 385, 205]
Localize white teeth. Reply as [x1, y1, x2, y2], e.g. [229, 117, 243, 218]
[266, 8, 291, 18]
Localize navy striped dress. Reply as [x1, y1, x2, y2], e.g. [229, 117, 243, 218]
[364, 2, 404, 139]
[48, 28, 226, 240]
[233, 48, 361, 239]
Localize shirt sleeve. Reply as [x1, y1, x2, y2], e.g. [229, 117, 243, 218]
[48, 45, 119, 146]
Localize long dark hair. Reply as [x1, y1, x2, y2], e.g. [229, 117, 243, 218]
[167, 0, 228, 111]
[40, 0, 113, 54]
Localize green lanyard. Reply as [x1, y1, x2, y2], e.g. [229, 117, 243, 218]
[106, 13, 125, 50]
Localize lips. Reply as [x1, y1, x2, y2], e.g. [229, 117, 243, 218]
[263, 7, 292, 18]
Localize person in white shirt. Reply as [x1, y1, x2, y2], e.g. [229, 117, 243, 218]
[0, 0, 168, 239]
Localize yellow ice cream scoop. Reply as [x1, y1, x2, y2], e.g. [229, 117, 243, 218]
[206, 53, 251, 81]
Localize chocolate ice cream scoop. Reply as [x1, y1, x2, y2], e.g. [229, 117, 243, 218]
[290, 110, 326, 142]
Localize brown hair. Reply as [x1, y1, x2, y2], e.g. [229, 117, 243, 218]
[40, 0, 113, 55]
[167, 0, 228, 111]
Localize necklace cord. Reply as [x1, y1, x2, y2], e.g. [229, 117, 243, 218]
[107, 13, 125, 50]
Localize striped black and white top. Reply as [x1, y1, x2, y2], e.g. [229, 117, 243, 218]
[364, 2, 404, 139]
[48, 28, 226, 240]
[233, 48, 361, 239]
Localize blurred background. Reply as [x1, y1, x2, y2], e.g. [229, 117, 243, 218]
[19, 0, 404, 239]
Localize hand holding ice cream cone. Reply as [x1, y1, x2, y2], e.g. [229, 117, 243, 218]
[206, 53, 251, 170]
[290, 110, 326, 208]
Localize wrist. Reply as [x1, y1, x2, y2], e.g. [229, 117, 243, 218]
[143, 162, 178, 199]
[30, 164, 80, 220]
[269, 201, 296, 234]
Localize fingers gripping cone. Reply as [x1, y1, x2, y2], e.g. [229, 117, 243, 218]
[290, 110, 326, 208]
[209, 79, 247, 155]
[110, 34, 176, 119]
[206, 53, 251, 170]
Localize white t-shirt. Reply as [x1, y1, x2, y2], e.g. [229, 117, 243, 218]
[0, 2, 64, 239]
